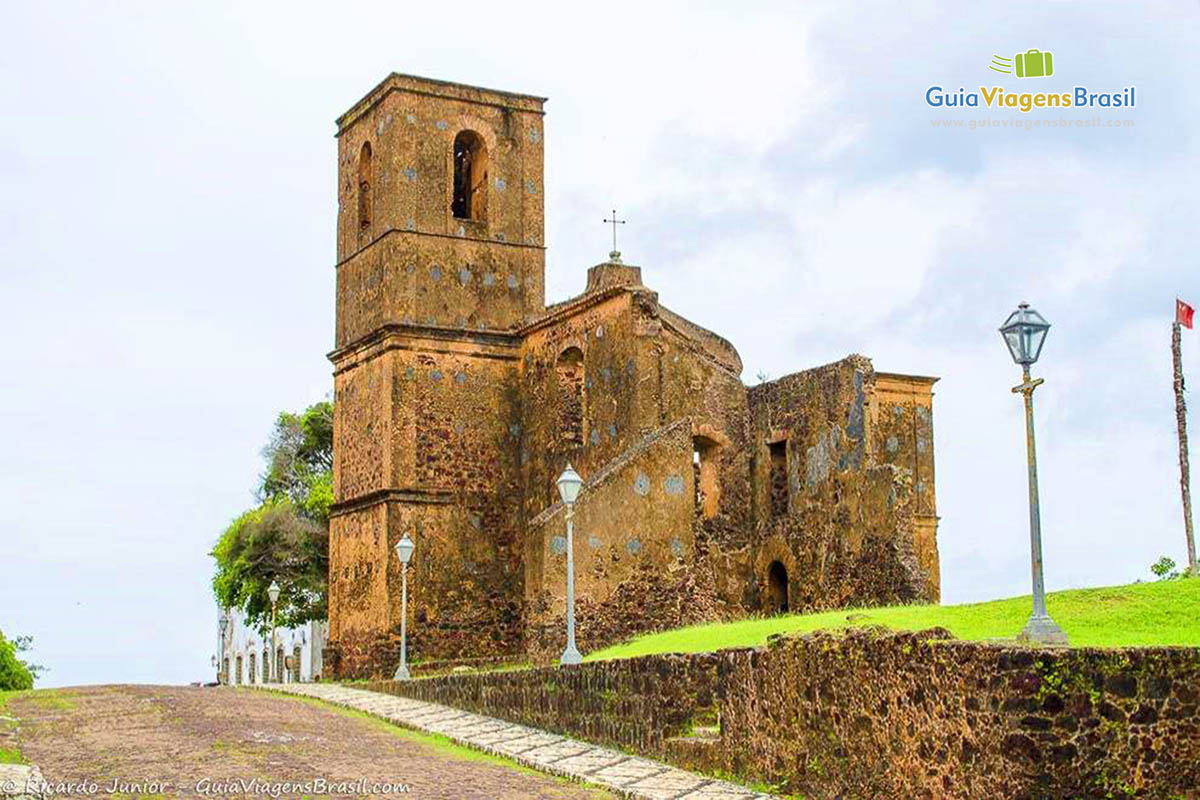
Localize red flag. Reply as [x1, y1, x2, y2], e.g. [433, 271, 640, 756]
[1178, 298, 1195, 330]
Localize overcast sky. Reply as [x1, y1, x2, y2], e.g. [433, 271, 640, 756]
[2, 1, 1196, 688]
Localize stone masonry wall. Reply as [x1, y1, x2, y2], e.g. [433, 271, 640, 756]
[748, 359, 937, 611]
[370, 652, 723, 757]
[369, 630, 1200, 799]
[523, 420, 725, 663]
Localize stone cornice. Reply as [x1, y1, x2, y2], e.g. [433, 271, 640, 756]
[337, 227, 545, 269]
[329, 323, 522, 370]
[330, 487, 456, 518]
[337, 72, 546, 134]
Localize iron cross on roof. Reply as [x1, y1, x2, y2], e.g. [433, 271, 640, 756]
[603, 208, 626, 262]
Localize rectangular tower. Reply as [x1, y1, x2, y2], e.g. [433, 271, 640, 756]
[328, 74, 546, 675]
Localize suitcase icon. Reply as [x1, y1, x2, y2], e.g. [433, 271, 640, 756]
[1015, 49, 1053, 78]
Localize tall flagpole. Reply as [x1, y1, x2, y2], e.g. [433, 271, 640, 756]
[1173, 319, 1196, 573]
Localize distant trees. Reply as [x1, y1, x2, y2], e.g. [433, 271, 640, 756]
[0, 630, 38, 690]
[211, 401, 332, 633]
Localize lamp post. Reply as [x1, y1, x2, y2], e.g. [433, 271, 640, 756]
[557, 464, 584, 666]
[394, 534, 415, 680]
[267, 581, 281, 682]
[1000, 302, 1068, 646]
[218, 609, 231, 684]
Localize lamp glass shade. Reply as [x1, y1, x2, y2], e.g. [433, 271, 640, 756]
[1000, 303, 1050, 366]
[395, 534, 415, 564]
[267, 581, 281, 605]
[556, 464, 583, 505]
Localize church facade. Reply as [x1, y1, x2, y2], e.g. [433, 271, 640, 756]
[325, 73, 940, 677]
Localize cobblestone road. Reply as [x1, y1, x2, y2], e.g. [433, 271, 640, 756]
[3, 684, 617, 799]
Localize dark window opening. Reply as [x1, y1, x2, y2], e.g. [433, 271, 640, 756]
[693, 436, 720, 519]
[262, 649, 270, 683]
[452, 130, 488, 220]
[235, 655, 243, 685]
[769, 440, 788, 518]
[767, 560, 789, 614]
[248, 652, 257, 685]
[276, 646, 285, 682]
[357, 141, 373, 231]
[556, 347, 584, 448]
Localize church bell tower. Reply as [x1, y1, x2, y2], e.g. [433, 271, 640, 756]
[333, 72, 547, 343]
[327, 74, 547, 671]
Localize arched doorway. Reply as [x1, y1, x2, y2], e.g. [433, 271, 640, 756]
[767, 560, 789, 614]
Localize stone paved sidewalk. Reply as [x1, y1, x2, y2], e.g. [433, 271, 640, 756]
[260, 683, 774, 800]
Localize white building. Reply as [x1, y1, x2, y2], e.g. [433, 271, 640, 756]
[216, 608, 327, 685]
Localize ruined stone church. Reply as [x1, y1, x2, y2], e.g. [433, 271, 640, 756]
[325, 74, 940, 678]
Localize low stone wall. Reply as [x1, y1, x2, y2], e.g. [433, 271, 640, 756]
[368, 628, 1200, 799]
[722, 628, 1200, 799]
[369, 652, 723, 758]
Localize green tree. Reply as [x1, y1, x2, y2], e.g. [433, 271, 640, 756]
[0, 630, 33, 691]
[260, 402, 333, 505]
[1151, 555, 1180, 581]
[11, 636, 46, 680]
[211, 400, 332, 633]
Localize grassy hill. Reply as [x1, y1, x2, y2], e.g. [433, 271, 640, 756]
[586, 578, 1200, 661]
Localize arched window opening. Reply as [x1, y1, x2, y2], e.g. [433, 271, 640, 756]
[248, 652, 257, 685]
[767, 561, 789, 614]
[556, 347, 584, 448]
[452, 130, 488, 220]
[263, 648, 271, 683]
[235, 655, 243, 685]
[768, 439, 788, 518]
[357, 141, 373, 232]
[292, 644, 302, 682]
[276, 646, 285, 682]
[223, 657, 230, 685]
[692, 436, 721, 519]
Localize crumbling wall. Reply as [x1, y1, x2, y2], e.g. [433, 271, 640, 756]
[748, 357, 936, 610]
[523, 420, 720, 662]
[871, 372, 939, 599]
[517, 287, 756, 661]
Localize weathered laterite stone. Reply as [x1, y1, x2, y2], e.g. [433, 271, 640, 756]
[368, 630, 1200, 799]
[326, 73, 941, 676]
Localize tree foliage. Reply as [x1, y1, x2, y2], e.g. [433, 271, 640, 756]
[260, 402, 333, 504]
[11, 635, 46, 680]
[0, 630, 33, 691]
[211, 400, 333, 633]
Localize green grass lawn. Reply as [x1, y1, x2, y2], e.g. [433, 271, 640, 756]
[586, 579, 1200, 661]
